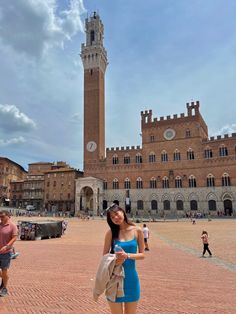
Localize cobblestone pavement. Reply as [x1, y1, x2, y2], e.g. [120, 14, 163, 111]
[0, 218, 236, 313]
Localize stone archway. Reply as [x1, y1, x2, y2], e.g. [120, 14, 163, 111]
[81, 186, 93, 213]
[224, 199, 233, 216]
[75, 176, 104, 216]
[222, 193, 233, 216]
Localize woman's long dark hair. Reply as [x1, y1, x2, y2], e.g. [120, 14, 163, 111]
[106, 205, 135, 253]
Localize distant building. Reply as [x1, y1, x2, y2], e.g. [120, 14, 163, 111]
[22, 162, 53, 210]
[10, 180, 24, 208]
[44, 166, 83, 214]
[9, 161, 83, 212]
[76, 13, 236, 217]
[0, 157, 27, 206]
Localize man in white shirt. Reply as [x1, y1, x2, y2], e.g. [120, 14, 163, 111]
[143, 224, 150, 251]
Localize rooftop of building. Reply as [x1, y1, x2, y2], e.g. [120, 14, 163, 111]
[0, 157, 27, 173]
[44, 167, 82, 174]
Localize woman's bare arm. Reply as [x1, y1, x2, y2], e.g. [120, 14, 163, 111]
[103, 229, 112, 255]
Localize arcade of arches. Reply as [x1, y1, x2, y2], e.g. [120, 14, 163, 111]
[75, 178, 235, 217]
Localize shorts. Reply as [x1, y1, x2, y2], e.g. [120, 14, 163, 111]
[0, 253, 11, 269]
[144, 238, 148, 243]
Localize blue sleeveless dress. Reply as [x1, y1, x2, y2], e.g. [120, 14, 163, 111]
[113, 238, 140, 303]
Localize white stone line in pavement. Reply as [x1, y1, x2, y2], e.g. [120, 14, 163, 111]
[152, 230, 236, 273]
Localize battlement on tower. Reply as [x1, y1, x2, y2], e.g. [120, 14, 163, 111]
[80, 11, 108, 74]
[141, 100, 209, 132]
[141, 101, 202, 126]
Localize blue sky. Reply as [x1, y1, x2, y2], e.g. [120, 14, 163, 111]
[0, 0, 236, 171]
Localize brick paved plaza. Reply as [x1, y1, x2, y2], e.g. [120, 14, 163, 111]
[0, 218, 236, 313]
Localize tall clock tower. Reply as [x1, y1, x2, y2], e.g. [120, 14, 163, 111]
[81, 12, 108, 171]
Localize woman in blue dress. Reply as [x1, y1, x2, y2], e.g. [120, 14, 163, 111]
[103, 204, 145, 314]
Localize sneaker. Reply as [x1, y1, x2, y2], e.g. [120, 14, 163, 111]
[200, 255, 206, 258]
[209, 255, 212, 258]
[0, 287, 8, 297]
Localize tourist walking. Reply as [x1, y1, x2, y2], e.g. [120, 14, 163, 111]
[143, 224, 150, 251]
[0, 210, 18, 296]
[102, 204, 145, 314]
[201, 230, 212, 257]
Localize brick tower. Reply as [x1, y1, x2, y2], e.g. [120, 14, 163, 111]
[80, 12, 108, 172]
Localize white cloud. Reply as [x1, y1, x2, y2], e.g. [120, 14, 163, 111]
[215, 124, 236, 136]
[0, 136, 25, 147]
[60, 0, 85, 39]
[0, 104, 36, 133]
[0, 0, 85, 58]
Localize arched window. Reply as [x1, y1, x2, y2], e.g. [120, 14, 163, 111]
[149, 152, 156, 163]
[208, 200, 216, 211]
[136, 153, 142, 164]
[190, 200, 198, 211]
[112, 154, 119, 164]
[187, 148, 195, 160]
[207, 174, 215, 187]
[162, 176, 169, 189]
[204, 147, 213, 159]
[222, 173, 230, 187]
[163, 200, 170, 210]
[112, 178, 119, 189]
[151, 200, 158, 210]
[103, 180, 107, 190]
[219, 145, 228, 157]
[124, 178, 131, 189]
[176, 200, 184, 211]
[150, 177, 157, 189]
[90, 30, 95, 44]
[189, 175, 197, 188]
[137, 200, 143, 210]
[173, 149, 181, 161]
[124, 154, 130, 164]
[186, 129, 191, 137]
[161, 150, 168, 162]
[175, 176, 182, 188]
[103, 200, 108, 210]
[136, 177, 143, 189]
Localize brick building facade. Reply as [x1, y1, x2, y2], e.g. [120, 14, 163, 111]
[44, 167, 83, 213]
[10, 180, 24, 208]
[75, 13, 236, 217]
[0, 157, 27, 206]
[10, 162, 52, 209]
[9, 161, 83, 213]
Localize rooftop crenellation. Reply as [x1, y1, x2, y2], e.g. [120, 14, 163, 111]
[141, 101, 202, 125]
[106, 145, 142, 152]
[203, 133, 236, 142]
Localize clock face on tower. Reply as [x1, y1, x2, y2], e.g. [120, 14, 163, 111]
[164, 128, 176, 140]
[86, 141, 97, 152]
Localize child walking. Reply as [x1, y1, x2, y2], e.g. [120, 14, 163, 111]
[201, 230, 212, 257]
